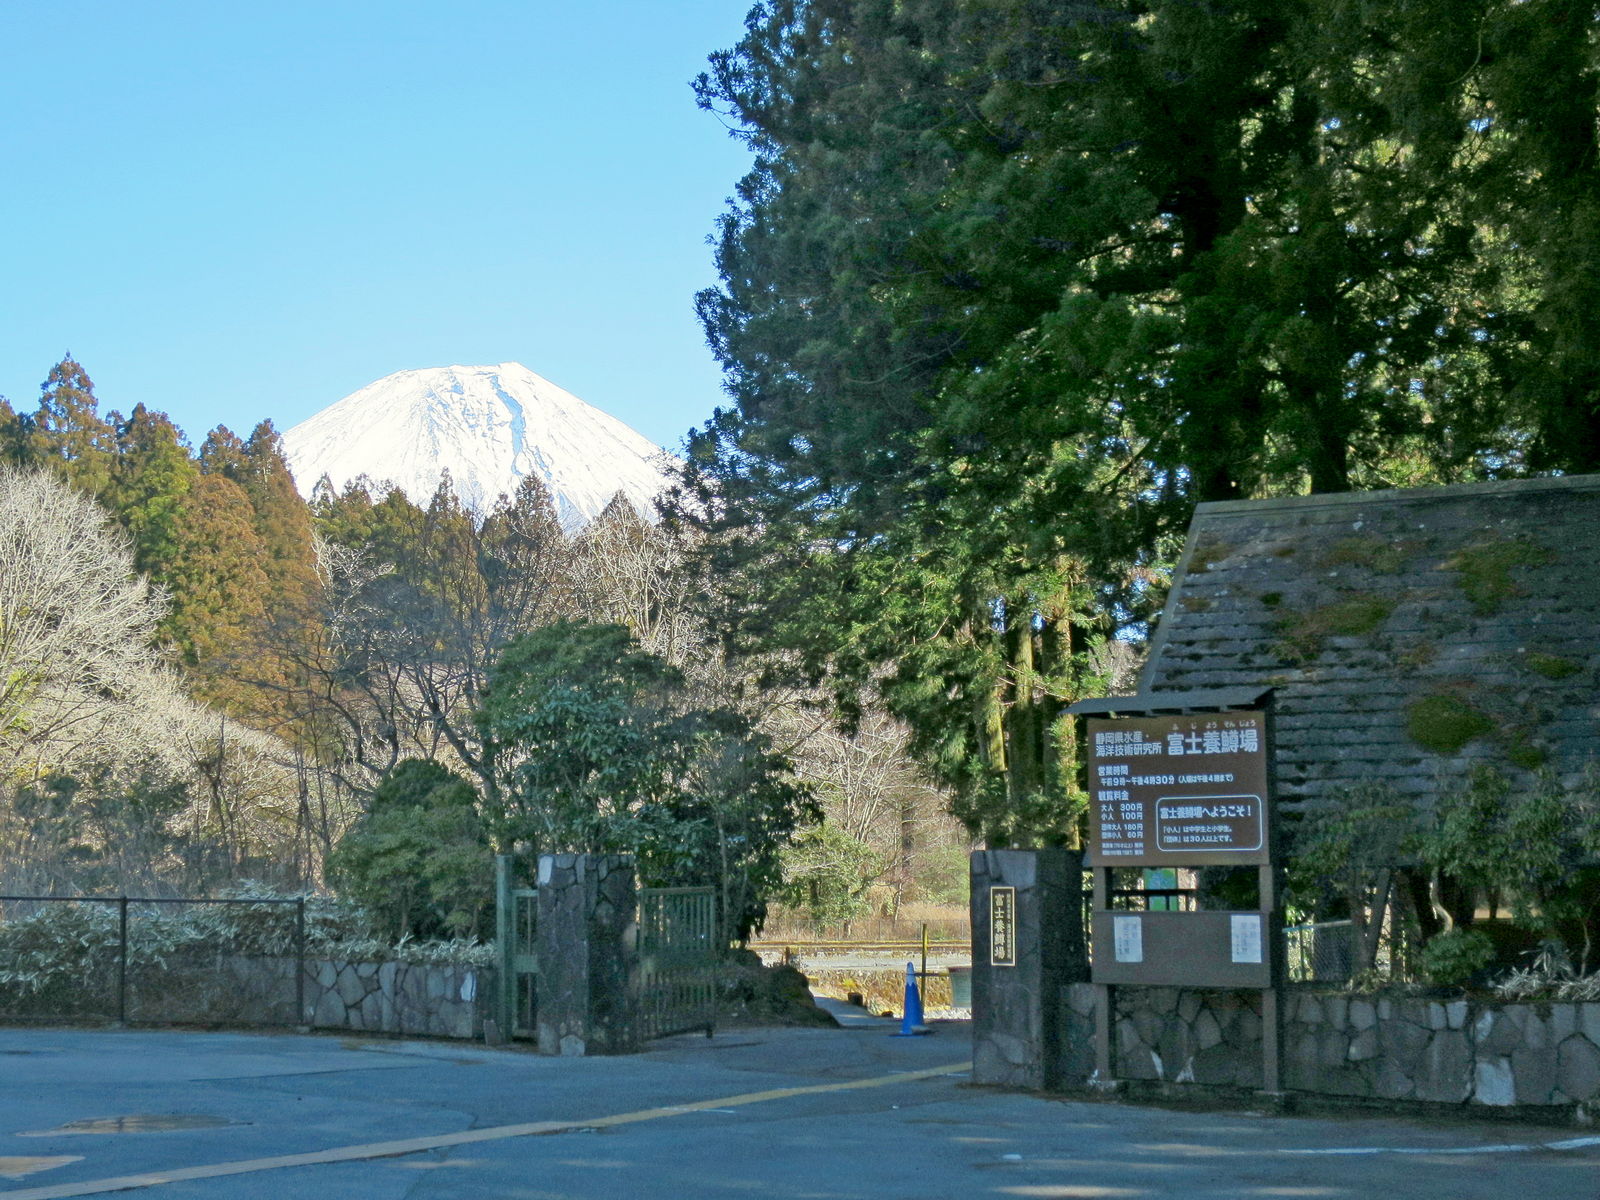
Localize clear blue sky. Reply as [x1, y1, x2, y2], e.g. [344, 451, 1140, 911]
[0, 1, 755, 453]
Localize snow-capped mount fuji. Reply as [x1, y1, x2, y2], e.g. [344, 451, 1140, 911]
[281, 363, 675, 528]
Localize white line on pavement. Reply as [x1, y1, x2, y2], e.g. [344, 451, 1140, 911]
[1282, 1135, 1600, 1157]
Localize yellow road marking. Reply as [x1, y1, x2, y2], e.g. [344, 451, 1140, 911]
[0, 1061, 971, 1200]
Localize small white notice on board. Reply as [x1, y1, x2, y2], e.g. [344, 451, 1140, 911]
[1231, 914, 1263, 964]
[1113, 915, 1143, 963]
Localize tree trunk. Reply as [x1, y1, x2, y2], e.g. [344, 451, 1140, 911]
[1004, 599, 1041, 806]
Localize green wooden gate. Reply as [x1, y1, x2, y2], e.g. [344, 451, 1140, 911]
[636, 885, 718, 1040]
[495, 856, 538, 1040]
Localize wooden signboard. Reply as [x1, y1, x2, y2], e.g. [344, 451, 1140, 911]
[1070, 691, 1284, 1092]
[1089, 910, 1272, 988]
[1084, 711, 1270, 868]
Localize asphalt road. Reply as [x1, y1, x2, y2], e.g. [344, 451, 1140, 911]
[0, 1020, 1596, 1200]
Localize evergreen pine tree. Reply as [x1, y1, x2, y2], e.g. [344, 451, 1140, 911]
[105, 404, 200, 579]
[34, 356, 115, 495]
[0, 399, 41, 467]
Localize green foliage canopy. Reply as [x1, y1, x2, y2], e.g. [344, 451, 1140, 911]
[480, 621, 689, 852]
[1294, 766, 1600, 972]
[678, 0, 1600, 847]
[778, 822, 882, 930]
[479, 621, 816, 941]
[327, 758, 492, 940]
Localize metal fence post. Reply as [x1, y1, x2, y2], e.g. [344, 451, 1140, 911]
[295, 897, 307, 1027]
[495, 854, 513, 1039]
[117, 896, 129, 1025]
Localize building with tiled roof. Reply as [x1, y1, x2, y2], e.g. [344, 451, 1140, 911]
[1139, 475, 1600, 815]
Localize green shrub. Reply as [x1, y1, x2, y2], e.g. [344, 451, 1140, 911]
[0, 892, 493, 1024]
[1418, 928, 1494, 987]
[778, 824, 881, 930]
[327, 760, 492, 941]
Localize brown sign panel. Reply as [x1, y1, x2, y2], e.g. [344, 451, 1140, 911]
[1090, 911, 1272, 988]
[1085, 711, 1271, 867]
[990, 887, 1016, 966]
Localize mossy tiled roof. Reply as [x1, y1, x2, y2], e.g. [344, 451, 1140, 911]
[1140, 475, 1600, 813]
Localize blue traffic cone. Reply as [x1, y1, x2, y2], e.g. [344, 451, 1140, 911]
[893, 961, 930, 1036]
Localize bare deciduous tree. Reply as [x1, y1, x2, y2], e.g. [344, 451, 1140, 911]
[571, 493, 699, 664]
[780, 707, 963, 919]
[295, 477, 578, 805]
[0, 467, 308, 892]
[0, 466, 167, 777]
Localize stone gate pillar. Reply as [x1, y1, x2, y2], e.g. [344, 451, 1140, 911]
[535, 853, 638, 1055]
[971, 848, 1088, 1090]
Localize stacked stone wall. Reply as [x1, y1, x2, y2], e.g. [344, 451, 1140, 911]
[221, 957, 492, 1039]
[1060, 983, 1600, 1109]
[300, 959, 492, 1039]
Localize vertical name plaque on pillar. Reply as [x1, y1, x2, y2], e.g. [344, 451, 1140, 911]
[990, 886, 1016, 966]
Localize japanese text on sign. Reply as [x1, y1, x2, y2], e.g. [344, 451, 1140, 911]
[1113, 915, 1143, 963]
[990, 887, 1016, 967]
[1092, 726, 1259, 757]
[1156, 796, 1263, 852]
[1086, 712, 1271, 866]
[1231, 914, 1264, 964]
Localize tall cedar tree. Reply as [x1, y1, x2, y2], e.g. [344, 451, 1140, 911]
[679, 0, 1599, 844]
[105, 405, 200, 579]
[201, 423, 319, 620]
[34, 357, 116, 496]
[1363, 0, 1600, 469]
[165, 473, 271, 704]
[193, 423, 324, 729]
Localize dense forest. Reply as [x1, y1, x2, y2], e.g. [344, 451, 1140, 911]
[0, 357, 967, 942]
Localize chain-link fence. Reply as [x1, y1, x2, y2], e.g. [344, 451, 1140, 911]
[1286, 905, 1414, 985]
[1285, 919, 1355, 983]
[0, 895, 305, 1026]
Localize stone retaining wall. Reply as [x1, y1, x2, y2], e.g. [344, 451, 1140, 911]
[301, 959, 493, 1039]
[225, 957, 493, 1039]
[1061, 983, 1600, 1110]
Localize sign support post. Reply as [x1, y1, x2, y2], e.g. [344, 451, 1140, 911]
[1091, 866, 1113, 1085]
[1259, 840, 1287, 1093]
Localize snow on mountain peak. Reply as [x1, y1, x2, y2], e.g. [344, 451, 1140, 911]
[281, 363, 676, 528]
